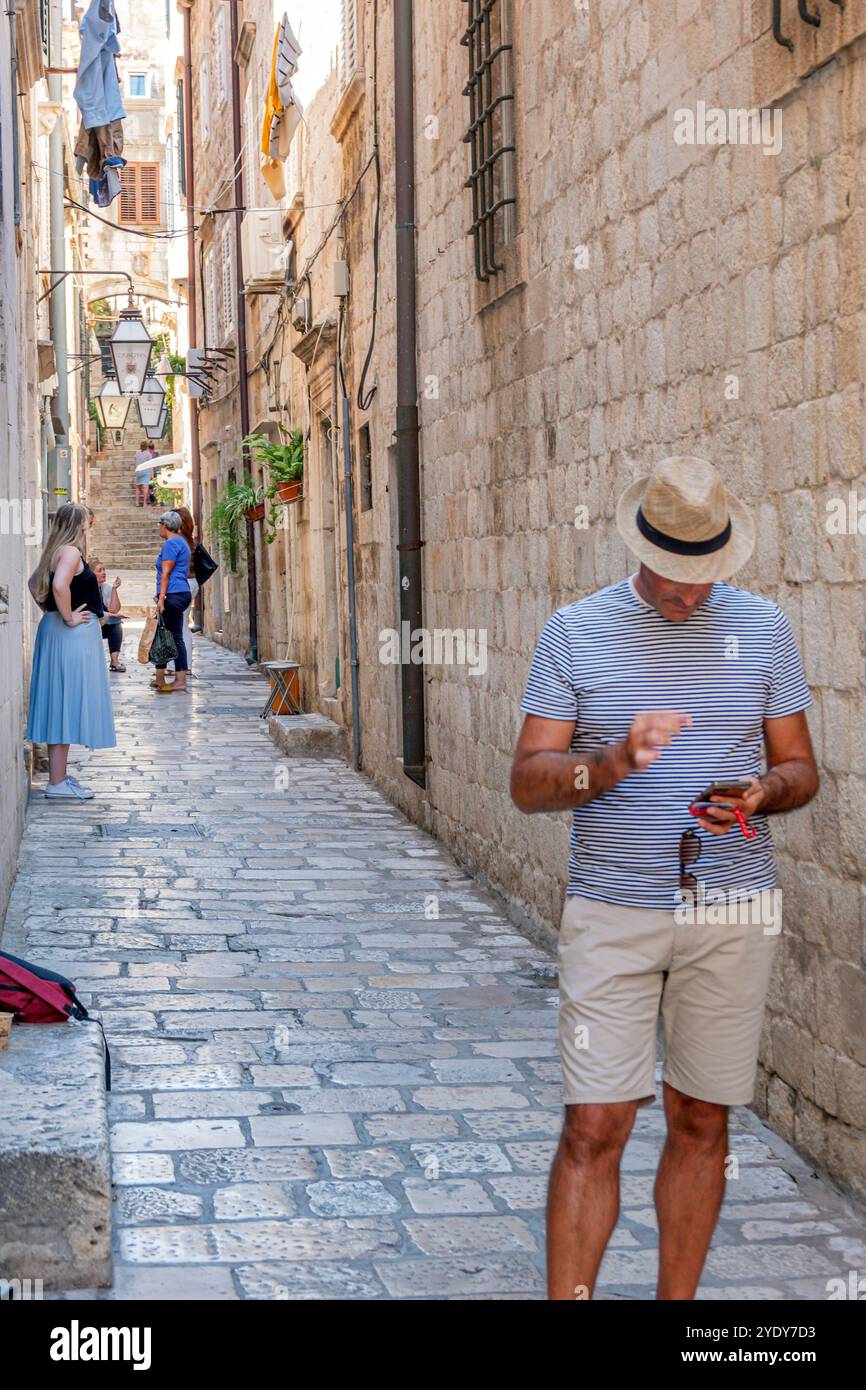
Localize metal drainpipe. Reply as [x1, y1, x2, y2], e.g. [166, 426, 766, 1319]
[9, 3, 20, 226]
[228, 0, 258, 664]
[339, 310, 362, 771]
[393, 0, 426, 789]
[181, 2, 203, 628]
[48, 0, 69, 509]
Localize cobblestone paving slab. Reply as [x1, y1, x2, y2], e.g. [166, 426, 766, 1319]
[5, 631, 866, 1300]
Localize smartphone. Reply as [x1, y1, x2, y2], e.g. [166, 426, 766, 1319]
[705, 779, 752, 795]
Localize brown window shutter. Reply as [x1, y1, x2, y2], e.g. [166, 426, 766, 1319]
[118, 163, 161, 226]
[119, 164, 139, 223]
[138, 164, 159, 224]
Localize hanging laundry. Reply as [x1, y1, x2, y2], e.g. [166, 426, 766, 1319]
[74, 117, 124, 177]
[73, 0, 125, 129]
[261, 13, 303, 200]
[73, 0, 126, 208]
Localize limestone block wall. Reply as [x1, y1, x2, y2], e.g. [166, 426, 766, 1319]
[0, 45, 43, 924]
[335, 0, 866, 1194]
[183, 0, 866, 1195]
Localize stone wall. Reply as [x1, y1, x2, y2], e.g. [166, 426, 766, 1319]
[183, 0, 866, 1194]
[341, 0, 865, 1195]
[0, 10, 46, 924]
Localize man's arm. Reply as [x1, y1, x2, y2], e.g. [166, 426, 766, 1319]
[759, 710, 819, 812]
[694, 711, 819, 835]
[510, 711, 693, 814]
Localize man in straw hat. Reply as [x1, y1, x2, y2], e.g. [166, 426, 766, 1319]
[511, 456, 818, 1299]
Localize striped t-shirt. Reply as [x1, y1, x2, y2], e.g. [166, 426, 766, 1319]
[520, 576, 812, 910]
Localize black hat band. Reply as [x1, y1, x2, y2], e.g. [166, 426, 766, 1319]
[636, 506, 732, 557]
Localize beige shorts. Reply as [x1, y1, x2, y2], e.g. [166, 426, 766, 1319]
[558, 894, 781, 1108]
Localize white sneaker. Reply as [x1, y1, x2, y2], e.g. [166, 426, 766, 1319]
[45, 777, 94, 800]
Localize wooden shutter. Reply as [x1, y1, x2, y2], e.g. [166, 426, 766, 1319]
[200, 58, 211, 143]
[244, 77, 257, 212]
[119, 164, 138, 222]
[138, 164, 159, 224]
[176, 79, 186, 196]
[220, 229, 235, 340]
[339, 0, 357, 86]
[205, 247, 217, 349]
[118, 163, 161, 226]
[214, 8, 227, 107]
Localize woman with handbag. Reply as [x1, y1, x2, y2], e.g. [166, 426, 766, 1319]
[27, 503, 116, 798]
[175, 507, 199, 677]
[153, 510, 192, 694]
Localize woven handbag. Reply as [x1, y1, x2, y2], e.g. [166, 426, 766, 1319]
[148, 614, 178, 666]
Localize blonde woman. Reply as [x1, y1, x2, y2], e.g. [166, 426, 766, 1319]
[27, 503, 116, 799]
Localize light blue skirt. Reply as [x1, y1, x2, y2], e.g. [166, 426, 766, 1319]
[27, 611, 116, 749]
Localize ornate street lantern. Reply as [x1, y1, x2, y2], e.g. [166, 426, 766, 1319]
[109, 301, 154, 396]
[136, 375, 166, 429]
[93, 379, 132, 430]
[144, 402, 169, 441]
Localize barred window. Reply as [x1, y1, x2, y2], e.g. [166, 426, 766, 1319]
[461, 0, 517, 283]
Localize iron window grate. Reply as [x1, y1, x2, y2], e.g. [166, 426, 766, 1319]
[461, 0, 517, 282]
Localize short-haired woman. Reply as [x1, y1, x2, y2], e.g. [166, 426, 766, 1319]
[27, 503, 116, 799]
[153, 510, 192, 693]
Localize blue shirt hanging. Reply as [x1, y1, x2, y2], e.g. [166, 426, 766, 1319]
[73, 0, 126, 130]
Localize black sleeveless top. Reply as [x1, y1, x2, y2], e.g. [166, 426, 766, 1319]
[45, 553, 104, 618]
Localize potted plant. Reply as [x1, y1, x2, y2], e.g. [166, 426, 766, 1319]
[208, 473, 265, 568]
[229, 470, 267, 522]
[242, 431, 305, 541]
[271, 430, 305, 504]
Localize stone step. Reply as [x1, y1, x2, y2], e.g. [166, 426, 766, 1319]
[0, 1022, 111, 1291]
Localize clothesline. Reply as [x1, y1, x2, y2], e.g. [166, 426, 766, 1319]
[33, 157, 347, 218]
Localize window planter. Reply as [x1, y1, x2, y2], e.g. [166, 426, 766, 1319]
[276, 480, 302, 504]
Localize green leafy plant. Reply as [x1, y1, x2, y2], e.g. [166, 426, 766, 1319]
[242, 430, 304, 543]
[154, 480, 183, 508]
[151, 335, 186, 432]
[208, 473, 264, 571]
[87, 399, 104, 452]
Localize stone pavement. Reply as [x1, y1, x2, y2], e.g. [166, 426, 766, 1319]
[3, 627, 866, 1300]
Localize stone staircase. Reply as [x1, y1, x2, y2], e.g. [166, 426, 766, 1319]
[86, 436, 164, 573]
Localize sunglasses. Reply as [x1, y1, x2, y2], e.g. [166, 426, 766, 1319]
[679, 829, 701, 892]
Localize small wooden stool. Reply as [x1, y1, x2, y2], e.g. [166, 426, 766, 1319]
[261, 661, 302, 718]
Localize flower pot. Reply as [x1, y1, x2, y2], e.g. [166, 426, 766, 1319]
[246, 502, 266, 522]
[276, 480, 302, 503]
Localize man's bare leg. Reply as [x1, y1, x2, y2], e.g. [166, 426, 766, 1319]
[655, 1082, 728, 1299]
[547, 1101, 638, 1300]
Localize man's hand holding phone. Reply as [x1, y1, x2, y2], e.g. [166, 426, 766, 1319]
[691, 777, 765, 836]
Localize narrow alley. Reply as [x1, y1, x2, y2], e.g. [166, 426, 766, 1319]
[3, 630, 865, 1302]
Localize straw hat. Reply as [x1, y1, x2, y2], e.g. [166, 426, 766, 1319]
[615, 456, 755, 583]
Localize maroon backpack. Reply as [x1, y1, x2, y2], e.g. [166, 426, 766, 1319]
[0, 949, 110, 1087]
